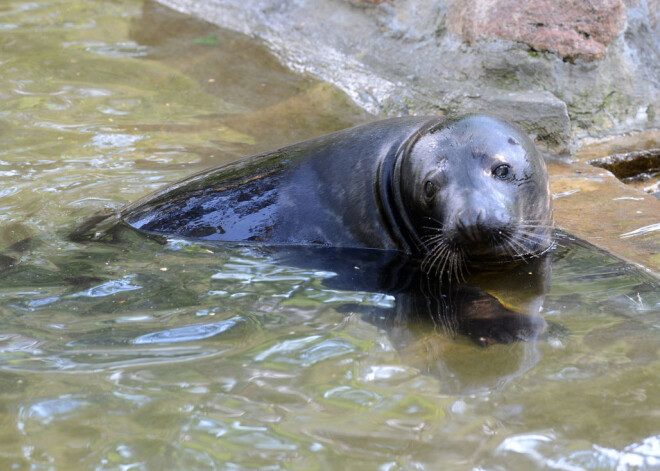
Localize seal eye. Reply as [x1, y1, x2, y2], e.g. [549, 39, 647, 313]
[424, 180, 437, 198]
[493, 164, 511, 180]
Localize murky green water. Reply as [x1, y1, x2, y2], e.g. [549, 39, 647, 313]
[0, 1, 658, 469]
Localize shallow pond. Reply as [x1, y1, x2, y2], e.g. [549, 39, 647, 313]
[0, 1, 659, 470]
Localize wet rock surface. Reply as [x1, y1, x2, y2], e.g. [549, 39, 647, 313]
[580, 129, 660, 193]
[588, 149, 660, 182]
[549, 158, 660, 274]
[553, 129, 660, 273]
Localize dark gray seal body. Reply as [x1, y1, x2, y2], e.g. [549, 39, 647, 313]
[121, 115, 553, 274]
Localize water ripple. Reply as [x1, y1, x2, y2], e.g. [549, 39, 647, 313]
[88, 133, 144, 149]
[19, 396, 88, 427]
[132, 316, 244, 344]
[253, 335, 322, 362]
[71, 275, 142, 298]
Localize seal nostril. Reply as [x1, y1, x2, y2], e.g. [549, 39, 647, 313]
[476, 209, 485, 231]
[455, 209, 483, 243]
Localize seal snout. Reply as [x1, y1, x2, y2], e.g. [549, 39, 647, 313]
[453, 207, 510, 250]
[456, 208, 486, 244]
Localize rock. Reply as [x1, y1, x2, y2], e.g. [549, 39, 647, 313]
[350, 0, 390, 4]
[154, 0, 660, 152]
[447, 0, 626, 62]
[588, 149, 660, 181]
[576, 128, 660, 194]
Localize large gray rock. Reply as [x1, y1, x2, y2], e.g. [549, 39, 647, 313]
[155, 0, 660, 156]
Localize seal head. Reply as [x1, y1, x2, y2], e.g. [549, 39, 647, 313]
[394, 115, 552, 277]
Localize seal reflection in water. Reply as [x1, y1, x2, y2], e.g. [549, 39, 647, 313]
[111, 115, 553, 348]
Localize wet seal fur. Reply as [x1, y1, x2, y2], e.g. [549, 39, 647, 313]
[118, 115, 553, 278]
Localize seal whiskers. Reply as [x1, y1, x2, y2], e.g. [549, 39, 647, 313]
[420, 214, 552, 278]
[498, 225, 553, 260]
[421, 220, 468, 282]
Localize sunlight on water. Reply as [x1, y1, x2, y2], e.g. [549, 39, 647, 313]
[0, 0, 658, 470]
[133, 316, 244, 344]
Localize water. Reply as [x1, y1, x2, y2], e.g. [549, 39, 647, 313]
[0, 1, 659, 469]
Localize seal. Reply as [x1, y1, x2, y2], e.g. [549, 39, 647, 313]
[120, 115, 553, 276]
